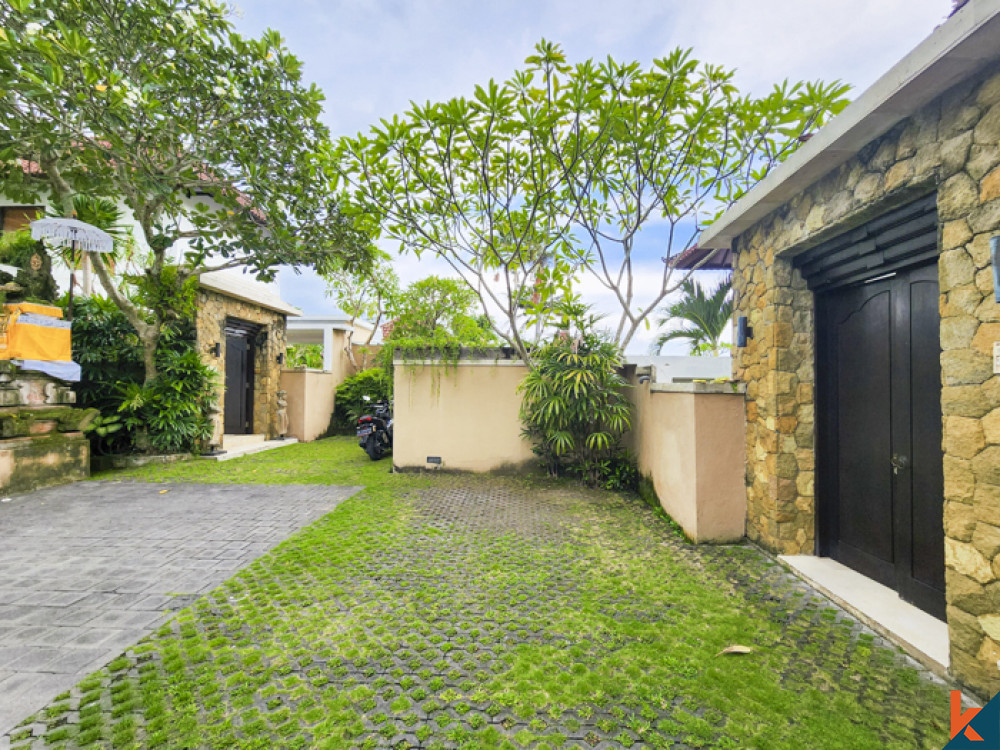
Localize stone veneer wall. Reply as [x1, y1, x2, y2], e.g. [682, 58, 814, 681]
[732, 61, 1000, 698]
[195, 288, 287, 439]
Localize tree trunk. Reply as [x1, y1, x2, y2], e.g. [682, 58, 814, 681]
[141, 333, 159, 385]
[89, 251, 162, 384]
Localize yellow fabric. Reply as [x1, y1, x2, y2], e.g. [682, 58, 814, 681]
[3, 302, 63, 319]
[0, 311, 72, 362]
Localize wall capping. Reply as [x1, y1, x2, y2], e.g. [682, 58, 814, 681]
[393, 359, 528, 367]
[649, 381, 747, 395]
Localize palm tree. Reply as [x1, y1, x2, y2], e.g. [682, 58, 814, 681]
[651, 276, 733, 356]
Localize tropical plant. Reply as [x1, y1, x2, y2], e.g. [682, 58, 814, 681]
[652, 276, 733, 356]
[71, 295, 215, 454]
[377, 276, 497, 379]
[388, 277, 495, 345]
[332, 368, 392, 433]
[85, 413, 123, 439]
[518, 300, 632, 485]
[336, 40, 849, 363]
[117, 347, 218, 454]
[286, 344, 324, 369]
[0, 229, 57, 302]
[0, 0, 373, 384]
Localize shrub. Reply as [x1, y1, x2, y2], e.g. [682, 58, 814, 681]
[519, 333, 632, 485]
[0, 229, 58, 303]
[598, 454, 640, 493]
[72, 296, 216, 455]
[287, 344, 324, 369]
[117, 347, 217, 454]
[332, 368, 391, 433]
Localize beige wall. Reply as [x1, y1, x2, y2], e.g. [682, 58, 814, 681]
[280, 368, 337, 442]
[393, 361, 534, 472]
[624, 372, 747, 543]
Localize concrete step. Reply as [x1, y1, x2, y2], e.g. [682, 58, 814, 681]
[203, 436, 299, 462]
[221, 434, 266, 451]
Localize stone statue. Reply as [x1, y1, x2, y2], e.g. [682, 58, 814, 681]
[276, 389, 289, 439]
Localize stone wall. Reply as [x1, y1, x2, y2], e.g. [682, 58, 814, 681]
[732, 61, 1000, 698]
[0, 362, 96, 495]
[733, 252, 815, 554]
[195, 288, 287, 439]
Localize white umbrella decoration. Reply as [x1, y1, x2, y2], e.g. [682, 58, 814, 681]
[30, 217, 114, 319]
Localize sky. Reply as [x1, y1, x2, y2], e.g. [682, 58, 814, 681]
[230, 0, 953, 354]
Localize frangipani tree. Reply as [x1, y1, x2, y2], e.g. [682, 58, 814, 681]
[336, 40, 849, 363]
[323, 251, 400, 371]
[0, 0, 371, 383]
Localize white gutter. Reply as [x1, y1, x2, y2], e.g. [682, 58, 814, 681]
[698, 0, 1000, 250]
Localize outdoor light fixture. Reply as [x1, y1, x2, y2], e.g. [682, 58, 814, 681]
[209, 342, 221, 357]
[736, 316, 754, 348]
[992, 236, 1000, 303]
[276, 352, 284, 365]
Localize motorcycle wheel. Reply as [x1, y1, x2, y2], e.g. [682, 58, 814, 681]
[364, 433, 384, 461]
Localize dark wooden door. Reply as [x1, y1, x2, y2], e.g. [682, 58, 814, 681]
[224, 331, 254, 434]
[817, 261, 945, 620]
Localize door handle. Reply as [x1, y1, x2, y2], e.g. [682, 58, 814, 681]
[891, 454, 909, 475]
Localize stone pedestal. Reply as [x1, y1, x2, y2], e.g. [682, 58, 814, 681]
[0, 362, 97, 496]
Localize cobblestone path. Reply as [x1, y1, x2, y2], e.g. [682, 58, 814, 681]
[0, 481, 359, 743]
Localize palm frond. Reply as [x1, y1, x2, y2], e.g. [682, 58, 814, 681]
[651, 275, 733, 356]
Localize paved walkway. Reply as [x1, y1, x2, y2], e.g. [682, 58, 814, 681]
[1, 475, 952, 749]
[0, 481, 358, 740]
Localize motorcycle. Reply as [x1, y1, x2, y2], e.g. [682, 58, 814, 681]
[356, 395, 393, 461]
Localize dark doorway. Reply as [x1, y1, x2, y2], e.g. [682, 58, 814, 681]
[799, 194, 945, 620]
[224, 319, 259, 435]
[815, 263, 944, 619]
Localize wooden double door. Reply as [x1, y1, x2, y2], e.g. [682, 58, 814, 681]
[224, 320, 259, 435]
[815, 261, 945, 619]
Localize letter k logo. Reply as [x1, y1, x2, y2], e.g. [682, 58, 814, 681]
[953, 691, 984, 742]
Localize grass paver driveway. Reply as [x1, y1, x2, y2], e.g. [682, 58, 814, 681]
[5, 438, 951, 749]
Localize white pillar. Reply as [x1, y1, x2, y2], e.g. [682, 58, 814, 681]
[322, 326, 334, 373]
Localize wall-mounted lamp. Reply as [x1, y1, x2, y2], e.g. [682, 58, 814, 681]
[736, 316, 754, 348]
[991, 236, 1000, 304]
[276, 352, 284, 365]
[209, 342, 221, 358]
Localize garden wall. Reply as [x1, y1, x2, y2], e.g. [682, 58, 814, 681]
[393, 359, 748, 544]
[280, 368, 337, 442]
[622, 368, 747, 542]
[392, 360, 534, 472]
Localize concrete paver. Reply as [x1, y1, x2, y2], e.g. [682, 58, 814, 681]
[0, 480, 358, 739]
[1, 477, 954, 749]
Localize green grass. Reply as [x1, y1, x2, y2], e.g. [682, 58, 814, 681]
[90, 437, 411, 488]
[9, 437, 952, 749]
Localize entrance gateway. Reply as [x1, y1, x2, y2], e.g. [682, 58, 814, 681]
[794, 193, 945, 620]
[224, 318, 260, 435]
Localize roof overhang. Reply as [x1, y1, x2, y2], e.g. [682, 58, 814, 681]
[697, 0, 1000, 254]
[199, 270, 302, 317]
